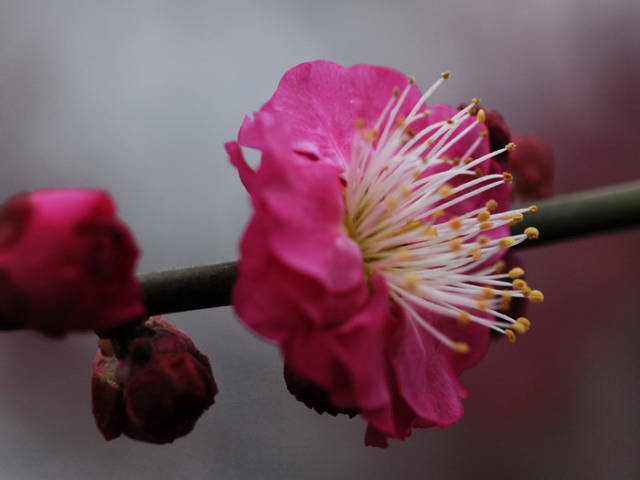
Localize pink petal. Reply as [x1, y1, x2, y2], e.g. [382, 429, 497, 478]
[239, 60, 426, 170]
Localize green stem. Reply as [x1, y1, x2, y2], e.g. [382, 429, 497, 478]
[139, 181, 640, 315]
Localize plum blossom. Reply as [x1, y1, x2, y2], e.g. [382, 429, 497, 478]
[0, 189, 143, 335]
[227, 61, 543, 446]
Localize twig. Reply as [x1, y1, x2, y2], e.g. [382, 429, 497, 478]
[140, 181, 640, 315]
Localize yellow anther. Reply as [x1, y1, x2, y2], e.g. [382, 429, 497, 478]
[441, 70, 451, 79]
[509, 212, 524, 226]
[508, 267, 525, 279]
[502, 291, 512, 301]
[423, 109, 432, 117]
[480, 129, 489, 137]
[98, 338, 115, 357]
[472, 97, 481, 105]
[524, 227, 540, 239]
[505, 329, 517, 343]
[476, 299, 489, 311]
[477, 235, 491, 245]
[499, 300, 511, 313]
[457, 311, 470, 326]
[468, 246, 482, 260]
[399, 184, 413, 197]
[464, 156, 474, 165]
[432, 210, 445, 220]
[438, 184, 452, 197]
[503, 172, 513, 183]
[505, 142, 516, 151]
[452, 342, 470, 354]
[449, 238, 462, 252]
[486, 199, 498, 211]
[449, 217, 462, 230]
[516, 317, 531, 331]
[392, 86, 400, 97]
[354, 118, 366, 129]
[529, 205, 538, 213]
[481, 287, 494, 299]
[404, 272, 420, 291]
[479, 221, 494, 231]
[469, 106, 479, 116]
[494, 260, 506, 273]
[396, 115, 407, 128]
[474, 167, 483, 178]
[477, 209, 491, 222]
[446, 118, 454, 125]
[523, 286, 532, 297]
[512, 279, 527, 290]
[408, 75, 416, 84]
[477, 109, 486, 123]
[424, 225, 438, 237]
[529, 290, 544, 303]
[511, 321, 527, 334]
[498, 237, 514, 249]
[363, 129, 379, 142]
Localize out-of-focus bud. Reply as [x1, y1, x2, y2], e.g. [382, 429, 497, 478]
[0, 189, 143, 335]
[484, 108, 512, 167]
[508, 135, 555, 200]
[92, 317, 217, 444]
[461, 104, 555, 201]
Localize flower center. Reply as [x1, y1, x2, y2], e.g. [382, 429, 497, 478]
[343, 72, 543, 352]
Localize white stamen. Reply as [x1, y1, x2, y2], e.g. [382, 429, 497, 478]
[343, 72, 541, 352]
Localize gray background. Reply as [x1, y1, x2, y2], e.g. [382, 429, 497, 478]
[1, 0, 639, 478]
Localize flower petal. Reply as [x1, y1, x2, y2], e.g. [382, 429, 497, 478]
[239, 60, 425, 170]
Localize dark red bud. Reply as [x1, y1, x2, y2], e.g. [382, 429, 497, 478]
[91, 317, 217, 444]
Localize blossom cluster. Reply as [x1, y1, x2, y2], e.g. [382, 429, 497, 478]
[0, 60, 552, 448]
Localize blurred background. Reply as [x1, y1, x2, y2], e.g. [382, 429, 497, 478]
[1, 0, 639, 478]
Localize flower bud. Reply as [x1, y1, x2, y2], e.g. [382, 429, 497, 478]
[92, 317, 217, 444]
[484, 108, 512, 167]
[508, 135, 555, 200]
[0, 189, 143, 335]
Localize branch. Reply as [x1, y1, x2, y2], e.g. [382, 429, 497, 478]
[510, 180, 640, 248]
[140, 181, 640, 315]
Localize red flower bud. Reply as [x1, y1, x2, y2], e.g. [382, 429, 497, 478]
[92, 317, 217, 444]
[459, 105, 554, 201]
[484, 108, 512, 167]
[0, 189, 143, 335]
[508, 135, 555, 200]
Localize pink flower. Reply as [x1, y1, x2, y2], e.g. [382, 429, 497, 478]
[227, 61, 543, 446]
[92, 316, 217, 444]
[0, 189, 143, 335]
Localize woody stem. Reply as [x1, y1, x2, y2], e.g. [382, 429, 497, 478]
[140, 180, 640, 315]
